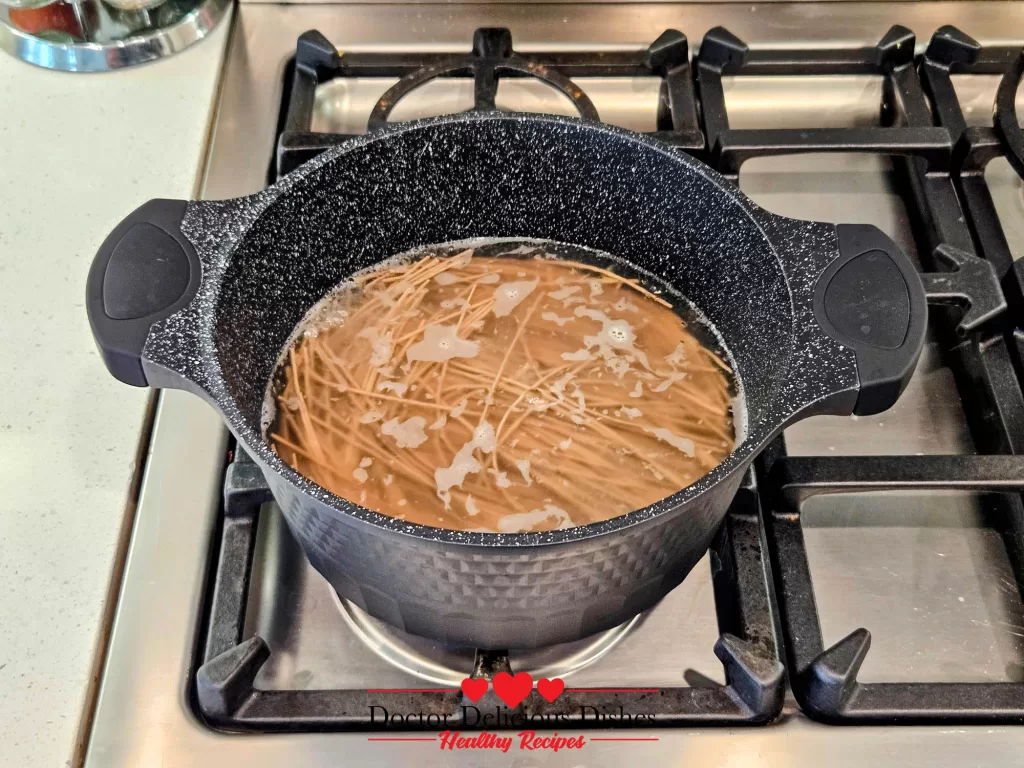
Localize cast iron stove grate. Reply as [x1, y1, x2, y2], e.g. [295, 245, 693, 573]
[274, 26, 704, 178]
[194, 25, 1024, 730]
[195, 450, 785, 729]
[725, 25, 1024, 723]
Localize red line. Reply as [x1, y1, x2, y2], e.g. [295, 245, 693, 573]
[589, 738, 661, 741]
[366, 692, 655, 696]
[367, 737, 439, 741]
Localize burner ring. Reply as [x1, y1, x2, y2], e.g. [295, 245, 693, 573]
[332, 590, 639, 686]
[994, 49, 1024, 179]
[367, 33, 599, 131]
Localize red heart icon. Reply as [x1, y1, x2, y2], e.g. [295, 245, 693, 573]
[492, 671, 533, 708]
[461, 677, 488, 703]
[536, 677, 565, 703]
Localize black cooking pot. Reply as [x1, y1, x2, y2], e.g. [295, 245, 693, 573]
[87, 113, 925, 649]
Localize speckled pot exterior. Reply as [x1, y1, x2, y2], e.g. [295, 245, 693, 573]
[140, 113, 861, 649]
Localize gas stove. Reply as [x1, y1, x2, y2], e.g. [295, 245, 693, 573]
[85, 4, 1024, 767]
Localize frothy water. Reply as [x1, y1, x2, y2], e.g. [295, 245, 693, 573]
[263, 238, 742, 533]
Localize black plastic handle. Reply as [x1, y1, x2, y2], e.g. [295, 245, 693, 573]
[812, 224, 927, 416]
[86, 199, 201, 387]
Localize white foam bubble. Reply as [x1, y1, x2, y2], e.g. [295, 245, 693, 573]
[357, 327, 394, 367]
[433, 420, 495, 506]
[645, 427, 695, 457]
[377, 380, 408, 397]
[561, 348, 593, 362]
[381, 416, 428, 449]
[487, 468, 512, 488]
[665, 343, 687, 367]
[541, 311, 575, 327]
[434, 272, 460, 286]
[649, 373, 685, 393]
[548, 284, 581, 301]
[406, 324, 481, 363]
[492, 279, 539, 317]
[497, 504, 574, 533]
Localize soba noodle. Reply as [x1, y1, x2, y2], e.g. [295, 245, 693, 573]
[267, 241, 736, 533]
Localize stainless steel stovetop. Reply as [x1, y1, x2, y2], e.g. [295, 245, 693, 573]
[84, 4, 1024, 767]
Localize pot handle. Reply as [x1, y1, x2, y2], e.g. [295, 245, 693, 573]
[86, 199, 201, 387]
[812, 224, 927, 416]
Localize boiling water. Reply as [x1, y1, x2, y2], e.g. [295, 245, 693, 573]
[265, 239, 738, 533]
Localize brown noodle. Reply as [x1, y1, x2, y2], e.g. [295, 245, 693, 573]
[268, 247, 735, 532]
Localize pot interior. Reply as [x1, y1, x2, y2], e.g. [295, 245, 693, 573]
[214, 115, 794, 456]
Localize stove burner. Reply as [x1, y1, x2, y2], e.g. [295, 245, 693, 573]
[367, 27, 599, 131]
[994, 50, 1024, 179]
[332, 592, 639, 686]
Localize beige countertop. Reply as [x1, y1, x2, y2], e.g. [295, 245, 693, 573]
[0, 16, 231, 767]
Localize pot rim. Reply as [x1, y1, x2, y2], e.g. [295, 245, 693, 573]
[208, 111, 798, 548]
